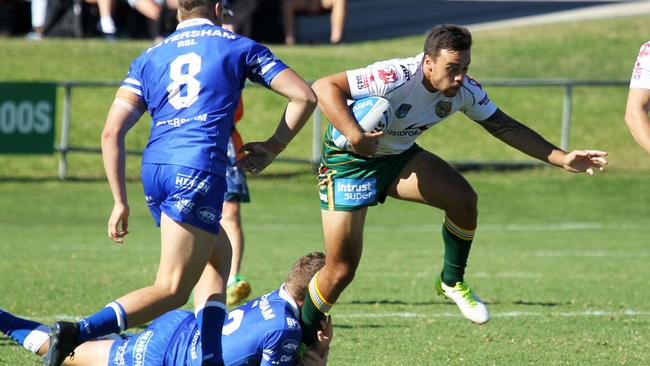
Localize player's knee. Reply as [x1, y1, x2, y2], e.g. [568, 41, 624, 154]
[155, 282, 193, 307]
[462, 189, 478, 219]
[329, 262, 357, 287]
[448, 188, 478, 224]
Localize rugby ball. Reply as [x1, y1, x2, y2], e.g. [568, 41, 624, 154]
[331, 96, 392, 150]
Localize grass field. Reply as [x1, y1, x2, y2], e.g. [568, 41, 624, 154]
[2, 15, 650, 366]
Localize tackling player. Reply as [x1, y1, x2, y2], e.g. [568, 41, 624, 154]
[625, 40, 650, 154]
[1, 252, 331, 366]
[300, 24, 608, 343]
[43, 1, 317, 365]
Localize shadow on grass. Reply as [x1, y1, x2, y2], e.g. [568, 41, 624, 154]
[341, 299, 437, 306]
[513, 300, 572, 307]
[0, 336, 18, 347]
[333, 323, 404, 329]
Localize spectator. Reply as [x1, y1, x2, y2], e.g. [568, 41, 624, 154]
[96, 0, 116, 37]
[281, 0, 346, 45]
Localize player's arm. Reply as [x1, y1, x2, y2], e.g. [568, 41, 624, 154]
[475, 108, 607, 175]
[238, 68, 316, 174]
[297, 317, 333, 366]
[100, 88, 146, 243]
[624, 87, 650, 154]
[311, 72, 382, 156]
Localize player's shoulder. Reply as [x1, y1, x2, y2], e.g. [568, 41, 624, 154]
[369, 53, 421, 81]
[459, 75, 487, 96]
[636, 41, 650, 59]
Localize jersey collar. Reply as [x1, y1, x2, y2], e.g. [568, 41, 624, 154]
[177, 18, 214, 30]
[279, 284, 300, 318]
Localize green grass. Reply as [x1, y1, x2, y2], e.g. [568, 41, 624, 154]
[1, 15, 650, 179]
[2, 15, 650, 365]
[1, 171, 649, 365]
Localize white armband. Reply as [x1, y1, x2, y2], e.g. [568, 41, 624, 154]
[113, 97, 144, 120]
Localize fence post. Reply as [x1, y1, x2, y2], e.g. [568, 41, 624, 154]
[58, 84, 72, 180]
[560, 83, 573, 151]
[311, 106, 322, 166]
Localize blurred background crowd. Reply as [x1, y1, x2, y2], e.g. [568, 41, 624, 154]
[0, 0, 347, 44]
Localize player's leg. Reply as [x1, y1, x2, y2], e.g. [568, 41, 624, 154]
[0, 309, 111, 366]
[301, 208, 367, 345]
[0, 308, 50, 356]
[43, 216, 221, 366]
[386, 150, 489, 324]
[193, 230, 230, 366]
[222, 200, 244, 277]
[222, 200, 251, 306]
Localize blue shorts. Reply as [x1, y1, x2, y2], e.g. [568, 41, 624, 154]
[142, 164, 226, 235]
[107, 310, 197, 366]
[224, 164, 250, 203]
[225, 138, 250, 203]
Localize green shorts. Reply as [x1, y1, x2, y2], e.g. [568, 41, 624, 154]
[318, 140, 423, 211]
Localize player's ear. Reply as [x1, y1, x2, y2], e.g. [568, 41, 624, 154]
[215, 1, 223, 22]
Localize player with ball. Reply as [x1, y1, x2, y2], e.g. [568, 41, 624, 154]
[301, 24, 609, 343]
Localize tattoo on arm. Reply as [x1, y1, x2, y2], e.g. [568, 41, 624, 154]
[476, 109, 525, 137]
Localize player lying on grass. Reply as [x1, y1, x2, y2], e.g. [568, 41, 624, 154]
[300, 23, 609, 343]
[1, 252, 331, 366]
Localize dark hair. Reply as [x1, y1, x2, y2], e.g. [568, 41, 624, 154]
[178, 0, 220, 18]
[423, 24, 472, 59]
[285, 252, 326, 301]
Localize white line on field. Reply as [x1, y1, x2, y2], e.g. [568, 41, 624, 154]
[19, 310, 650, 325]
[248, 222, 650, 232]
[336, 310, 650, 319]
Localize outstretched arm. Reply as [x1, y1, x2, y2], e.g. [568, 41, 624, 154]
[624, 87, 650, 154]
[476, 108, 607, 175]
[238, 68, 317, 174]
[100, 88, 146, 243]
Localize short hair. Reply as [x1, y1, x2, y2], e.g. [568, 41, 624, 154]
[178, 0, 220, 19]
[423, 24, 472, 59]
[285, 252, 326, 301]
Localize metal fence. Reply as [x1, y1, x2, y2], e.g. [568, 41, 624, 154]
[55, 79, 629, 179]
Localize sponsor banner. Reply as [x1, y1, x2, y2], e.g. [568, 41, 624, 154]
[0, 82, 56, 154]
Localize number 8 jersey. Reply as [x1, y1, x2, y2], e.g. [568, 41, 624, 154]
[121, 18, 288, 176]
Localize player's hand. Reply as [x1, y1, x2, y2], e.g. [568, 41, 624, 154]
[297, 317, 332, 366]
[107, 202, 129, 244]
[561, 150, 608, 175]
[348, 130, 384, 157]
[237, 139, 281, 175]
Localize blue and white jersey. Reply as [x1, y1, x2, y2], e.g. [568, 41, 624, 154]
[108, 285, 302, 366]
[121, 18, 288, 176]
[215, 285, 303, 366]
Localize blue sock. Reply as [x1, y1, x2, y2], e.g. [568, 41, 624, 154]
[195, 301, 225, 365]
[77, 301, 127, 343]
[0, 308, 50, 353]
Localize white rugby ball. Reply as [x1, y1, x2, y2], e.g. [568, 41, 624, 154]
[331, 96, 392, 150]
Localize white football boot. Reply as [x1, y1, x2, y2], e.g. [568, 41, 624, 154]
[436, 275, 490, 324]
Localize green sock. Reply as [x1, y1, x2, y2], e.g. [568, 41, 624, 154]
[441, 218, 475, 286]
[300, 274, 330, 346]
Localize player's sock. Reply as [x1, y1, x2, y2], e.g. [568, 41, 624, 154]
[300, 272, 331, 346]
[0, 308, 50, 353]
[441, 216, 475, 286]
[76, 301, 127, 343]
[195, 301, 226, 365]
